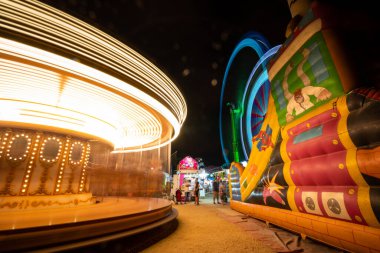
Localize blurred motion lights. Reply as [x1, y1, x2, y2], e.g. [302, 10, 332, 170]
[0, 0, 187, 152]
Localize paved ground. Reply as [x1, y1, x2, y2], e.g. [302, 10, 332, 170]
[142, 197, 272, 253]
[141, 195, 343, 253]
[67, 194, 345, 253]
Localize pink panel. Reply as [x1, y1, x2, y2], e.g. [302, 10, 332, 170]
[287, 109, 344, 160]
[290, 150, 355, 186]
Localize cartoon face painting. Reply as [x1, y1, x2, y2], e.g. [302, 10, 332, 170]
[282, 48, 332, 122]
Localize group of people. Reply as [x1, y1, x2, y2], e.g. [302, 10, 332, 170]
[212, 177, 227, 205]
[175, 179, 200, 205]
[174, 177, 227, 205]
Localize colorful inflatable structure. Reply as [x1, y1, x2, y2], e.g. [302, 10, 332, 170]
[223, 1, 380, 252]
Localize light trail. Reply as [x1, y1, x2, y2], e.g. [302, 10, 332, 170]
[0, 0, 187, 152]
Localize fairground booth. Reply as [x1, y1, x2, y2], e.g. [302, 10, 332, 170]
[172, 156, 206, 201]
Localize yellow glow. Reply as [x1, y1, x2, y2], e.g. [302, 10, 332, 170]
[0, 1, 187, 151]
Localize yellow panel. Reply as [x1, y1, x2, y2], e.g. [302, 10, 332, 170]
[240, 94, 280, 201]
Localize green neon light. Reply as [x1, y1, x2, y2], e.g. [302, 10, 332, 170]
[227, 102, 241, 162]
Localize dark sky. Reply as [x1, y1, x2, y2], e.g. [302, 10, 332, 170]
[40, 0, 291, 166]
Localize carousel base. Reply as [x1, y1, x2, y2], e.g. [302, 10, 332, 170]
[0, 197, 177, 252]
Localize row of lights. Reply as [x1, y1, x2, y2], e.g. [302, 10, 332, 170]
[39, 137, 62, 164]
[1, 134, 81, 166]
[69, 142, 85, 166]
[6, 134, 32, 162]
[55, 137, 70, 193]
[0, 132, 9, 159]
[79, 143, 91, 193]
[21, 134, 41, 194]
[0, 130, 89, 195]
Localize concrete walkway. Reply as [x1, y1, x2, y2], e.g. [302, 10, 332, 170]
[142, 195, 343, 253]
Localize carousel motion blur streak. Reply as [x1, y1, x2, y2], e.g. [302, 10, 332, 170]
[0, 0, 186, 251]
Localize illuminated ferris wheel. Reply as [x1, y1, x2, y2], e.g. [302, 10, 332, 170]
[219, 33, 279, 163]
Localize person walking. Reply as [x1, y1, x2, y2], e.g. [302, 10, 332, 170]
[212, 178, 220, 204]
[194, 179, 200, 205]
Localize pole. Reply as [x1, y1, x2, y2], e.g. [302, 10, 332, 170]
[227, 102, 240, 162]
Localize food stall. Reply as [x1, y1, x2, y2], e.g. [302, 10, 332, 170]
[172, 156, 206, 201]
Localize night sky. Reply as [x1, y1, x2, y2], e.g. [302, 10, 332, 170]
[40, 0, 291, 166]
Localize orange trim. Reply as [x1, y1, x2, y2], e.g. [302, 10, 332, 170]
[231, 200, 380, 252]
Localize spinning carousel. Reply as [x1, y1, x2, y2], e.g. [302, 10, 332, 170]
[0, 1, 186, 251]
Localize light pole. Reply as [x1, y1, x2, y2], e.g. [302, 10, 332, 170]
[226, 102, 241, 162]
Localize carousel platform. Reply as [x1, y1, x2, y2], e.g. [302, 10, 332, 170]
[0, 197, 177, 252]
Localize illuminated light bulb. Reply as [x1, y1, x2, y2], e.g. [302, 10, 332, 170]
[22, 189, 26, 192]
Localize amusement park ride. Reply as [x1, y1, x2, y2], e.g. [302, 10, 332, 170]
[0, 0, 186, 251]
[221, 0, 380, 252]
